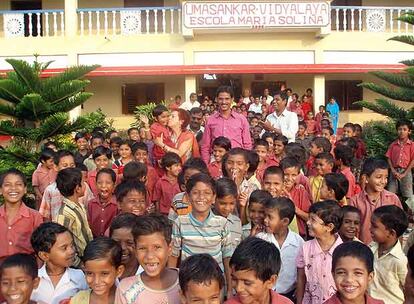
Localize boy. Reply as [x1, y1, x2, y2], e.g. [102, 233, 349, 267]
[306, 137, 332, 177]
[115, 214, 180, 304]
[32, 148, 57, 208]
[208, 136, 231, 179]
[338, 206, 361, 242]
[152, 152, 181, 215]
[87, 145, 112, 197]
[30, 222, 88, 304]
[334, 144, 359, 199]
[271, 134, 288, 166]
[83, 133, 105, 171]
[256, 197, 304, 301]
[0, 253, 40, 304]
[110, 136, 123, 161]
[349, 158, 402, 244]
[319, 172, 349, 206]
[342, 123, 367, 160]
[309, 152, 334, 202]
[73, 132, 90, 165]
[225, 237, 293, 304]
[305, 111, 317, 135]
[321, 126, 336, 151]
[56, 168, 93, 267]
[127, 127, 140, 143]
[369, 205, 408, 304]
[254, 139, 275, 184]
[296, 121, 312, 151]
[115, 180, 148, 217]
[262, 166, 284, 199]
[325, 241, 384, 304]
[342, 122, 356, 139]
[386, 119, 414, 207]
[0, 169, 43, 264]
[179, 254, 225, 304]
[132, 142, 157, 201]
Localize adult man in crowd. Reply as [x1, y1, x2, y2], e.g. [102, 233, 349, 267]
[189, 107, 204, 143]
[180, 92, 200, 111]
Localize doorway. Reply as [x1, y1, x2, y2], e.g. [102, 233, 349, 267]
[11, 1, 42, 36]
[325, 80, 363, 111]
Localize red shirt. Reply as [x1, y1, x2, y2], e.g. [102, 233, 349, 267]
[349, 190, 402, 244]
[355, 138, 367, 160]
[87, 196, 119, 237]
[301, 101, 313, 118]
[0, 203, 43, 263]
[153, 175, 180, 215]
[385, 138, 414, 169]
[208, 161, 223, 180]
[289, 184, 311, 236]
[306, 156, 317, 177]
[324, 293, 384, 304]
[146, 165, 157, 203]
[150, 122, 175, 162]
[32, 166, 57, 195]
[225, 290, 293, 304]
[87, 170, 98, 197]
[340, 167, 357, 198]
[305, 119, 317, 135]
[256, 157, 279, 184]
[297, 173, 312, 200]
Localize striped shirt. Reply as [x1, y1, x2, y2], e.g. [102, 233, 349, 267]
[168, 192, 192, 222]
[227, 214, 242, 251]
[171, 211, 233, 270]
[56, 198, 93, 267]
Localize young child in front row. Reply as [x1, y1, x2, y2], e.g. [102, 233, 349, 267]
[225, 237, 293, 304]
[256, 197, 304, 302]
[170, 173, 233, 299]
[338, 206, 361, 242]
[30, 222, 87, 304]
[296, 200, 343, 304]
[324, 241, 384, 304]
[309, 152, 334, 203]
[369, 205, 408, 304]
[116, 214, 180, 304]
[179, 254, 225, 304]
[241, 190, 272, 240]
[208, 136, 231, 180]
[69, 238, 124, 304]
[319, 172, 349, 206]
[0, 254, 40, 304]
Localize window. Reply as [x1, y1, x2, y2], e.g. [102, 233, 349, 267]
[122, 83, 165, 114]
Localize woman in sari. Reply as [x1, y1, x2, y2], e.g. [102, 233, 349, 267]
[326, 97, 340, 134]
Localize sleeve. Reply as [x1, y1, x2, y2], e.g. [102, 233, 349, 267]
[285, 112, 299, 142]
[200, 120, 212, 164]
[33, 212, 44, 229]
[296, 242, 305, 268]
[114, 283, 127, 304]
[171, 218, 182, 257]
[221, 220, 234, 258]
[152, 180, 161, 202]
[397, 257, 408, 288]
[299, 188, 312, 212]
[385, 143, 393, 159]
[241, 116, 252, 150]
[38, 189, 51, 219]
[32, 170, 39, 187]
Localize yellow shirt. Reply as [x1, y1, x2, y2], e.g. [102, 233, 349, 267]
[369, 241, 407, 304]
[70, 290, 91, 304]
[309, 175, 324, 202]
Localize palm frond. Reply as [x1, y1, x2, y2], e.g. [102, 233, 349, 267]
[5, 59, 40, 92]
[401, 59, 414, 67]
[50, 92, 93, 113]
[397, 12, 414, 26]
[14, 94, 50, 121]
[0, 102, 16, 117]
[43, 79, 91, 104]
[370, 71, 414, 89]
[40, 60, 54, 71]
[0, 79, 26, 104]
[358, 82, 414, 102]
[35, 112, 69, 141]
[354, 98, 408, 120]
[0, 120, 32, 137]
[388, 35, 414, 47]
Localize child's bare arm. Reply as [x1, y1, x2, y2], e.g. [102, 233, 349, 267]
[296, 268, 306, 304]
[238, 192, 249, 225]
[295, 207, 309, 222]
[168, 256, 179, 268]
[223, 257, 233, 299]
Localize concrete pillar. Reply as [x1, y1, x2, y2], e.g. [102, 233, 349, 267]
[64, 0, 78, 37]
[313, 75, 325, 112]
[184, 75, 197, 102]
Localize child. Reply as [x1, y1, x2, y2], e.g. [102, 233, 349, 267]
[305, 111, 317, 135]
[325, 241, 384, 304]
[296, 121, 312, 151]
[338, 206, 361, 242]
[256, 197, 304, 301]
[254, 139, 274, 184]
[309, 152, 334, 203]
[112, 141, 134, 176]
[30, 222, 87, 304]
[386, 119, 414, 207]
[115, 180, 147, 216]
[110, 136, 122, 161]
[56, 168, 93, 267]
[127, 127, 140, 143]
[343, 123, 367, 160]
[240, 190, 272, 240]
[321, 126, 335, 147]
[116, 214, 180, 304]
[83, 133, 105, 171]
[334, 144, 360, 199]
[0, 254, 40, 304]
[315, 105, 325, 134]
[170, 173, 233, 299]
[152, 152, 181, 215]
[271, 134, 288, 166]
[306, 137, 332, 177]
[70, 237, 124, 304]
[349, 158, 402, 244]
[87, 168, 118, 237]
[342, 122, 356, 139]
[262, 132, 276, 156]
[262, 166, 284, 199]
[122, 161, 147, 183]
[369, 205, 408, 304]
[296, 200, 343, 304]
[0, 169, 43, 264]
[214, 178, 242, 250]
[73, 132, 90, 165]
[87, 146, 112, 197]
[132, 142, 157, 201]
[208, 136, 231, 179]
[280, 157, 311, 237]
[179, 254, 225, 304]
[32, 148, 57, 208]
[225, 237, 293, 304]
[319, 172, 349, 206]
[109, 213, 143, 282]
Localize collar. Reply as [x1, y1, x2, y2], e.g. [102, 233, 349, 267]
[272, 108, 289, 118]
[314, 234, 342, 256]
[38, 265, 77, 285]
[394, 138, 413, 145]
[189, 210, 213, 227]
[63, 197, 83, 211]
[215, 110, 236, 119]
[361, 189, 393, 204]
[161, 174, 177, 184]
[0, 203, 30, 218]
[89, 195, 117, 208]
[370, 240, 405, 260]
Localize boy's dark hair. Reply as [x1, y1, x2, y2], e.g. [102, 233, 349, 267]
[373, 205, 408, 237]
[96, 168, 116, 183]
[115, 180, 146, 202]
[109, 213, 139, 236]
[182, 157, 208, 175]
[315, 152, 335, 165]
[263, 166, 284, 180]
[261, 132, 276, 141]
[322, 126, 334, 136]
[332, 241, 374, 273]
[273, 134, 288, 146]
[43, 141, 57, 149]
[0, 168, 27, 187]
[334, 145, 353, 167]
[216, 85, 234, 98]
[343, 123, 356, 132]
[254, 139, 269, 149]
[179, 254, 225, 294]
[132, 214, 172, 244]
[92, 146, 112, 160]
[105, 130, 117, 139]
[76, 163, 88, 172]
[127, 127, 139, 135]
[215, 177, 238, 199]
[91, 132, 105, 143]
[178, 171, 186, 190]
[249, 189, 272, 206]
[341, 205, 362, 218]
[285, 143, 307, 166]
[110, 136, 123, 146]
[298, 120, 307, 129]
[56, 168, 82, 197]
[226, 148, 249, 163]
[40, 148, 56, 163]
[230, 237, 281, 281]
[408, 244, 414, 279]
[54, 150, 74, 166]
[361, 157, 388, 177]
[31, 222, 68, 254]
[123, 161, 147, 181]
[280, 157, 300, 171]
[74, 132, 87, 142]
[264, 197, 295, 223]
[212, 136, 232, 151]
[354, 124, 362, 132]
[0, 253, 38, 279]
[309, 200, 342, 233]
[82, 237, 122, 267]
[160, 152, 181, 169]
[396, 118, 413, 131]
[247, 151, 259, 174]
[190, 107, 203, 115]
[311, 137, 332, 153]
[186, 173, 216, 194]
[337, 137, 357, 151]
[132, 141, 149, 154]
[152, 104, 169, 118]
[324, 173, 349, 201]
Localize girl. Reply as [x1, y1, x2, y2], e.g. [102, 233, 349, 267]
[69, 237, 124, 304]
[112, 141, 134, 176]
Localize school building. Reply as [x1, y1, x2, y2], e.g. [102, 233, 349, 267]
[0, 0, 413, 129]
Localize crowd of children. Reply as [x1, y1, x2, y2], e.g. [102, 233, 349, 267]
[0, 85, 413, 304]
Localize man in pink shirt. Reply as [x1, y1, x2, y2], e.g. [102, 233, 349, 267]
[201, 86, 252, 164]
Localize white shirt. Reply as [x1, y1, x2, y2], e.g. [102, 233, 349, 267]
[31, 266, 88, 304]
[179, 100, 200, 111]
[257, 230, 304, 294]
[261, 95, 274, 105]
[265, 108, 298, 143]
[248, 103, 262, 114]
